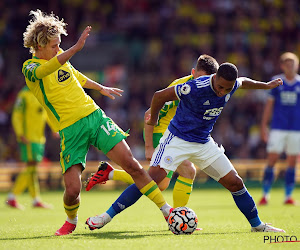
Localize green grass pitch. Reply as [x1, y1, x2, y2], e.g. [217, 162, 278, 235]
[0, 188, 299, 250]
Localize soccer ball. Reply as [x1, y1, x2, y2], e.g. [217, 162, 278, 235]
[168, 207, 198, 235]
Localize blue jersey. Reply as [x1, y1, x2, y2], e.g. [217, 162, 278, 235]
[168, 75, 241, 143]
[269, 73, 300, 131]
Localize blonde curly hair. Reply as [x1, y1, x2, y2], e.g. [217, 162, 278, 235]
[23, 9, 68, 54]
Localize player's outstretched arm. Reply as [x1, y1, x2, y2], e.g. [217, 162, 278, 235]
[147, 86, 178, 126]
[83, 78, 123, 100]
[57, 26, 92, 65]
[239, 77, 283, 89]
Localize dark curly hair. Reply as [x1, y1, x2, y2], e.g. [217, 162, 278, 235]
[216, 63, 238, 81]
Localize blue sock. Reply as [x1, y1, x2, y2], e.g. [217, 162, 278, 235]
[262, 166, 274, 195]
[231, 187, 261, 227]
[285, 167, 295, 198]
[106, 184, 142, 219]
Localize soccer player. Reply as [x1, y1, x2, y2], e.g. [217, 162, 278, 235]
[259, 52, 300, 206]
[86, 63, 285, 233]
[85, 55, 219, 208]
[22, 9, 172, 236]
[6, 86, 54, 209]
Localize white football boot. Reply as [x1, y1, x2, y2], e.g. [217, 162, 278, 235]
[86, 212, 112, 230]
[251, 223, 285, 232]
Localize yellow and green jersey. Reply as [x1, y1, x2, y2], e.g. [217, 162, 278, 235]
[153, 75, 193, 134]
[12, 86, 47, 144]
[22, 52, 99, 132]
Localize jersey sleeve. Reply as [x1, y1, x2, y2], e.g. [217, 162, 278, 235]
[22, 56, 62, 82]
[168, 78, 181, 88]
[69, 63, 88, 87]
[235, 77, 243, 88]
[174, 80, 195, 101]
[11, 93, 25, 140]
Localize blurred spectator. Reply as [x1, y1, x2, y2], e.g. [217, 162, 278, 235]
[1, 0, 300, 161]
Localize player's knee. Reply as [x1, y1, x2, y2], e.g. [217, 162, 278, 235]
[122, 159, 144, 178]
[65, 185, 81, 200]
[178, 161, 196, 179]
[184, 166, 196, 180]
[228, 175, 244, 192]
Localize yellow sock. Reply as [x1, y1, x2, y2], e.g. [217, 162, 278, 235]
[140, 180, 166, 208]
[12, 168, 30, 195]
[173, 176, 193, 208]
[112, 169, 134, 184]
[27, 166, 40, 199]
[64, 202, 80, 220]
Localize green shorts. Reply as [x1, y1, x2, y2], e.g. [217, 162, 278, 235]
[144, 131, 173, 179]
[19, 142, 44, 163]
[59, 109, 128, 174]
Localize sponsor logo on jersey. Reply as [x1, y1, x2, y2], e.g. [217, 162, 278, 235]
[164, 156, 173, 164]
[203, 100, 210, 105]
[58, 70, 70, 82]
[56, 66, 72, 86]
[203, 107, 223, 120]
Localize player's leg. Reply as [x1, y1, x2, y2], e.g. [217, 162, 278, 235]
[6, 143, 31, 209]
[55, 164, 82, 236]
[203, 155, 284, 232]
[259, 153, 278, 205]
[6, 167, 28, 209]
[173, 160, 196, 207]
[106, 140, 170, 209]
[283, 132, 300, 204]
[85, 162, 171, 191]
[85, 161, 134, 191]
[91, 110, 170, 209]
[86, 130, 185, 230]
[55, 116, 92, 235]
[157, 172, 172, 191]
[86, 115, 173, 230]
[86, 158, 171, 230]
[284, 155, 296, 204]
[260, 130, 284, 205]
[26, 143, 52, 208]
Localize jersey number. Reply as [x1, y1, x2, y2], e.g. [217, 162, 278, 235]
[101, 121, 116, 136]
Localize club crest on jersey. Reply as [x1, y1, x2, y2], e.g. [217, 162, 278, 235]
[225, 94, 231, 102]
[164, 156, 173, 164]
[181, 84, 191, 95]
[26, 63, 38, 71]
[56, 67, 72, 86]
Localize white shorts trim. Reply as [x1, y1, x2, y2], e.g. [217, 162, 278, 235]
[150, 129, 234, 181]
[267, 130, 300, 155]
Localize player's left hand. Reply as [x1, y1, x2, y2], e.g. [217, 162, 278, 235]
[99, 86, 123, 100]
[266, 78, 283, 89]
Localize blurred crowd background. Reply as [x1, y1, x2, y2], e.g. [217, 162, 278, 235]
[1, 0, 300, 163]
